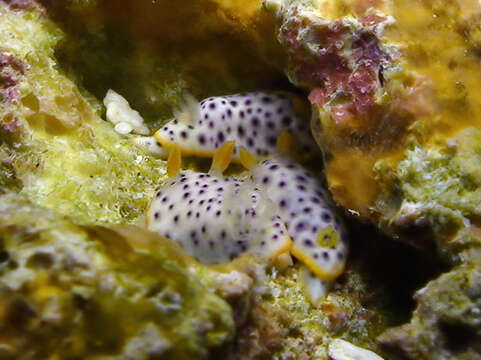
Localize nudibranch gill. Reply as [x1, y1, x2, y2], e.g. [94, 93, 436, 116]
[147, 143, 292, 265]
[154, 92, 319, 160]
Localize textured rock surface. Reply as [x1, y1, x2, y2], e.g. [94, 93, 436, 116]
[0, 192, 234, 359]
[267, 0, 481, 358]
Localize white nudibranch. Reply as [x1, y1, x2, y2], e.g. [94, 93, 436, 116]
[147, 135, 347, 288]
[245, 154, 347, 280]
[154, 92, 319, 160]
[147, 143, 292, 265]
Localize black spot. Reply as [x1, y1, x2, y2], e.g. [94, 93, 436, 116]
[269, 164, 279, 171]
[295, 222, 305, 231]
[183, 192, 190, 199]
[154, 212, 160, 219]
[267, 136, 277, 146]
[277, 107, 283, 114]
[313, 253, 319, 259]
[209, 103, 216, 109]
[217, 187, 224, 192]
[322, 251, 330, 260]
[187, 211, 192, 217]
[311, 197, 321, 204]
[216, 210, 221, 217]
[247, 108, 252, 114]
[282, 116, 291, 126]
[183, 184, 189, 190]
[227, 109, 232, 117]
[303, 207, 312, 214]
[163, 126, 168, 131]
[262, 96, 271, 103]
[209, 241, 215, 248]
[198, 134, 206, 145]
[260, 241, 266, 246]
[208, 121, 214, 128]
[188, 199, 194, 204]
[201, 225, 206, 233]
[227, 127, 232, 134]
[180, 131, 188, 139]
[337, 252, 344, 260]
[161, 196, 168, 203]
[230, 100, 238, 107]
[304, 239, 313, 247]
[169, 204, 175, 210]
[279, 200, 287, 207]
[262, 176, 270, 184]
[199, 190, 205, 195]
[322, 212, 332, 222]
[278, 181, 286, 188]
[188, 125, 195, 130]
[169, 130, 174, 136]
[257, 108, 263, 113]
[199, 200, 205, 205]
[251, 117, 260, 127]
[266, 120, 275, 129]
[206, 206, 211, 211]
[196, 212, 200, 218]
[297, 185, 306, 191]
[245, 99, 252, 105]
[221, 230, 226, 239]
[247, 138, 254, 147]
[173, 215, 179, 223]
[239, 111, 245, 119]
[217, 131, 225, 142]
[296, 175, 307, 182]
[238, 126, 245, 137]
[272, 234, 279, 240]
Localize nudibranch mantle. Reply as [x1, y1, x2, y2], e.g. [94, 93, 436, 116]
[249, 156, 347, 279]
[154, 92, 319, 160]
[147, 148, 292, 264]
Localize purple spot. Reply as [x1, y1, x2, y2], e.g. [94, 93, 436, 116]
[238, 126, 245, 137]
[278, 181, 286, 188]
[230, 100, 238, 107]
[282, 116, 291, 126]
[322, 212, 332, 222]
[209, 103, 216, 109]
[304, 239, 313, 247]
[198, 134, 206, 145]
[251, 117, 260, 127]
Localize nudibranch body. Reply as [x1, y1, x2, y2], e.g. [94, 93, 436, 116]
[147, 143, 292, 265]
[154, 92, 319, 160]
[146, 138, 347, 284]
[245, 154, 347, 280]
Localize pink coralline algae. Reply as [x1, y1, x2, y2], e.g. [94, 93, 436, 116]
[279, 10, 391, 124]
[0, 0, 44, 12]
[0, 52, 29, 104]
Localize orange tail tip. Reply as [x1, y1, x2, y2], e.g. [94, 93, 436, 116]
[239, 147, 257, 170]
[210, 141, 235, 174]
[276, 130, 297, 156]
[167, 146, 182, 178]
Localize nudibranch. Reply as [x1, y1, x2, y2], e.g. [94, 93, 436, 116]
[154, 92, 319, 160]
[239, 133, 347, 280]
[147, 135, 347, 286]
[147, 142, 292, 265]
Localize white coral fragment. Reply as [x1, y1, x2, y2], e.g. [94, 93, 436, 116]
[328, 339, 384, 360]
[104, 89, 150, 135]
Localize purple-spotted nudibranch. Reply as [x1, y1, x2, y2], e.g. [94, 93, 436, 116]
[239, 134, 347, 280]
[154, 92, 319, 160]
[147, 142, 292, 265]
